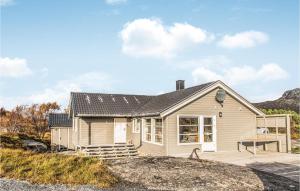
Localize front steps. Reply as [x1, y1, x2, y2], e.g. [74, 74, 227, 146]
[78, 144, 138, 159]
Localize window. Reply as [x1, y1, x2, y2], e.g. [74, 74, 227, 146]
[178, 117, 199, 144]
[267, 127, 276, 134]
[145, 119, 152, 141]
[278, 127, 287, 134]
[132, 119, 140, 133]
[154, 119, 163, 144]
[204, 117, 213, 142]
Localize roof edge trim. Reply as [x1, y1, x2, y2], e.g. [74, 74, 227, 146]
[161, 81, 265, 117]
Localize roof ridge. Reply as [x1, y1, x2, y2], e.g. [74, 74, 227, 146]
[71, 91, 154, 97]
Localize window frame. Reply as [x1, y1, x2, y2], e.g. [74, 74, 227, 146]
[177, 115, 200, 145]
[132, 118, 141, 134]
[143, 118, 152, 143]
[153, 118, 163, 145]
[142, 117, 164, 146]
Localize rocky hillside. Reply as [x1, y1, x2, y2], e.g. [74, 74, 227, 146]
[254, 88, 300, 113]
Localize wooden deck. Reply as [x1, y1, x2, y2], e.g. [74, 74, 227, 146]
[78, 144, 138, 159]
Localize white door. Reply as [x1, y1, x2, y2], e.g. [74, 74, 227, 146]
[114, 122, 127, 143]
[201, 116, 217, 152]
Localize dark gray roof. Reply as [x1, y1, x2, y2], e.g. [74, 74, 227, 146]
[70, 81, 217, 117]
[134, 81, 216, 116]
[49, 113, 72, 127]
[71, 92, 154, 117]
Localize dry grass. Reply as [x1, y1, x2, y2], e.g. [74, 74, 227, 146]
[0, 148, 117, 188]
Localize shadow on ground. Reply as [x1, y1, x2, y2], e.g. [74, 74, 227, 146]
[246, 162, 300, 191]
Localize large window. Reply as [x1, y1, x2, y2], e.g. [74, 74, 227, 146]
[179, 117, 199, 144]
[154, 119, 163, 144]
[145, 119, 152, 141]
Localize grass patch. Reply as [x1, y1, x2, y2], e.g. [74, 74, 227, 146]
[0, 148, 117, 188]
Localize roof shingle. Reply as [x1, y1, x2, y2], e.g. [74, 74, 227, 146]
[49, 113, 72, 127]
[70, 81, 217, 117]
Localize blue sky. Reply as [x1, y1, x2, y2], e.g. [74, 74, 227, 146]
[0, 0, 299, 109]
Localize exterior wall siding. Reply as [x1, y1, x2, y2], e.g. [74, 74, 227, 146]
[166, 88, 257, 156]
[137, 117, 167, 156]
[79, 117, 114, 146]
[51, 127, 73, 149]
[51, 128, 59, 145]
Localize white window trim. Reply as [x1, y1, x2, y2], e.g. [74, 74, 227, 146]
[201, 115, 217, 152]
[132, 118, 140, 134]
[142, 117, 164, 146]
[177, 115, 201, 146]
[143, 118, 152, 143]
[153, 118, 163, 146]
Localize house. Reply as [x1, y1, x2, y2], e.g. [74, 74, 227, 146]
[49, 113, 72, 150]
[50, 80, 291, 156]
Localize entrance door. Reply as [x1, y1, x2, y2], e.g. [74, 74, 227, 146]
[114, 122, 127, 143]
[201, 116, 217, 151]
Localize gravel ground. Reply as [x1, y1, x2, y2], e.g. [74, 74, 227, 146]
[108, 156, 299, 191]
[0, 178, 146, 191]
[1, 156, 299, 191]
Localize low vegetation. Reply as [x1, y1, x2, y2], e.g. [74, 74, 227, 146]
[0, 148, 117, 188]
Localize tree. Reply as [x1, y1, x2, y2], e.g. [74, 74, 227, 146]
[0, 102, 60, 138]
[4, 106, 27, 133]
[26, 102, 60, 138]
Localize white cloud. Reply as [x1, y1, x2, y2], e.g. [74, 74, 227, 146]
[0, 57, 32, 78]
[0, 71, 112, 109]
[192, 63, 288, 85]
[120, 18, 214, 58]
[218, 31, 269, 48]
[0, 0, 14, 6]
[105, 0, 127, 5]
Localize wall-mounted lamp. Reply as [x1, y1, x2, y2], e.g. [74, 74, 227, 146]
[219, 112, 223, 117]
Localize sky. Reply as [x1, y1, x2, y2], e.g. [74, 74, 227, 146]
[0, 0, 299, 109]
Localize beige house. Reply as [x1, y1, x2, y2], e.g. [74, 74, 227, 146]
[50, 80, 291, 156]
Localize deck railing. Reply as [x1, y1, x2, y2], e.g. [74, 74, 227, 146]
[78, 144, 138, 159]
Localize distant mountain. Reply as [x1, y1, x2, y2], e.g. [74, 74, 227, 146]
[254, 88, 300, 113]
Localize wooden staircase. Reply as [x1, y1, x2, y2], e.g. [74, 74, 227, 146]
[78, 144, 138, 159]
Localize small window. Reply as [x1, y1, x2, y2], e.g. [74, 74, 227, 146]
[145, 119, 152, 141]
[267, 127, 276, 134]
[132, 119, 140, 133]
[179, 117, 199, 144]
[154, 119, 163, 144]
[278, 127, 287, 134]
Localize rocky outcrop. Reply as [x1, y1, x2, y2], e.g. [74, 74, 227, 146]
[254, 88, 300, 113]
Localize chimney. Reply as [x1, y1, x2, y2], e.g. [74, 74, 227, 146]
[176, 80, 185, 91]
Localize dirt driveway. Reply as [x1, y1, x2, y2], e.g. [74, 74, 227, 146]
[200, 151, 300, 182]
[107, 156, 299, 190]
